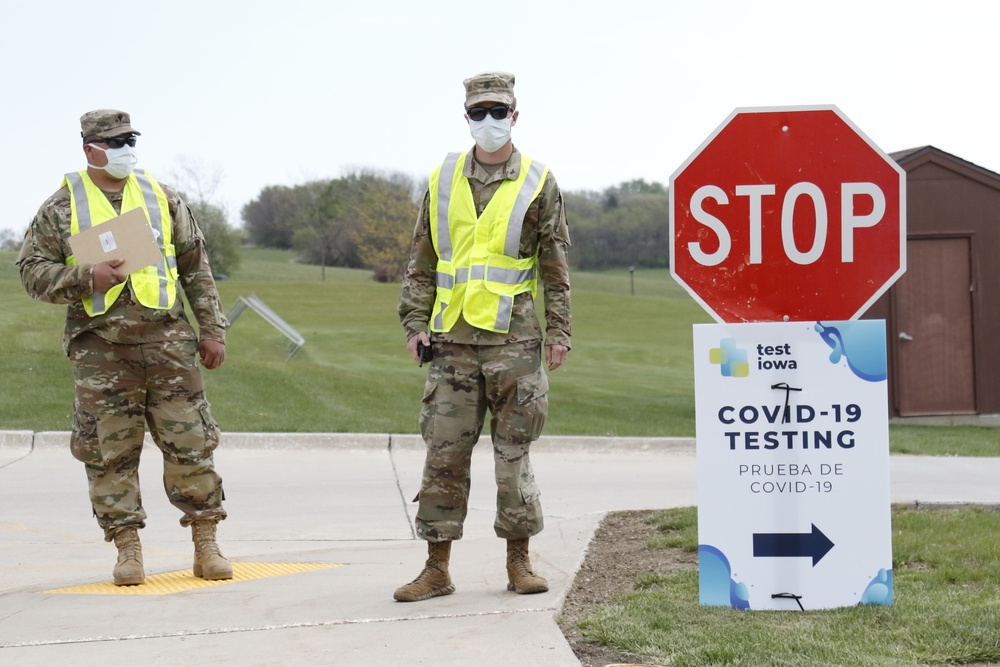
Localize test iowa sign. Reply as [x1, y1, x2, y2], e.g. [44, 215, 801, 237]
[670, 105, 906, 323]
[693, 320, 894, 611]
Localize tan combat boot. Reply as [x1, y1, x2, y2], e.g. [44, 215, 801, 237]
[112, 527, 145, 586]
[506, 537, 548, 594]
[191, 519, 233, 580]
[393, 540, 455, 602]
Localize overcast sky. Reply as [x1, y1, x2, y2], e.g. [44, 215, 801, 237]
[2, 0, 996, 237]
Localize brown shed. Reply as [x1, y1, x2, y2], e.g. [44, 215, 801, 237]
[865, 146, 1000, 417]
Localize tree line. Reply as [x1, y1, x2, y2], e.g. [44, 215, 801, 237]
[241, 170, 419, 282]
[239, 171, 669, 278]
[564, 178, 669, 270]
[1, 170, 669, 279]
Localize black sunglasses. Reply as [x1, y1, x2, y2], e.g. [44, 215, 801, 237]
[93, 135, 138, 149]
[466, 105, 512, 121]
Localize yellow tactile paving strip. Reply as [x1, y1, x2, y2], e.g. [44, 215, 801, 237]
[41, 562, 344, 596]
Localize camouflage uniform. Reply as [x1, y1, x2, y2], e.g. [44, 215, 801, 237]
[398, 144, 572, 542]
[17, 116, 229, 541]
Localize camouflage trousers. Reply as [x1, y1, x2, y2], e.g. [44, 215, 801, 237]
[415, 339, 549, 542]
[68, 333, 226, 541]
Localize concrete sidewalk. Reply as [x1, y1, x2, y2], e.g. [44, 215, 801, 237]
[2, 432, 999, 667]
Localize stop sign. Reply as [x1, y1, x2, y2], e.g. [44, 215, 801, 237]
[670, 105, 906, 323]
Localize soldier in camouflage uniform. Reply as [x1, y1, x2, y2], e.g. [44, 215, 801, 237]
[17, 110, 233, 586]
[395, 72, 572, 602]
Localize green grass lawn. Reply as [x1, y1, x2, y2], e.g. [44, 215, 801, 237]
[2, 248, 998, 456]
[573, 505, 1000, 667]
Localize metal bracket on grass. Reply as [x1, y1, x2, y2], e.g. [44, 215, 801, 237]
[227, 293, 304, 360]
[771, 592, 805, 611]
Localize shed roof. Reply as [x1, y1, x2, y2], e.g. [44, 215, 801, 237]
[891, 145, 1000, 189]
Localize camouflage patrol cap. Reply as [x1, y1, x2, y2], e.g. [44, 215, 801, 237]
[463, 71, 516, 109]
[80, 109, 140, 140]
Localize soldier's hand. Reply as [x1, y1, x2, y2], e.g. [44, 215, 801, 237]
[545, 344, 568, 371]
[407, 332, 431, 363]
[92, 258, 127, 293]
[199, 339, 226, 370]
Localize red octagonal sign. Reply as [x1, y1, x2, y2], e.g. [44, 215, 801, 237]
[670, 105, 906, 323]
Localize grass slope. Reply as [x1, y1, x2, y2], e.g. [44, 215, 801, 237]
[575, 505, 1000, 667]
[2, 248, 998, 455]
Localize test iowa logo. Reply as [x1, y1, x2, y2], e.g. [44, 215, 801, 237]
[709, 338, 749, 378]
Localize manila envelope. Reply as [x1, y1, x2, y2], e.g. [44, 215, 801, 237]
[68, 207, 163, 275]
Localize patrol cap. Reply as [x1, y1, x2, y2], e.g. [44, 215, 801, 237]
[80, 109, 140, 141]
[463, 71, 516, 109]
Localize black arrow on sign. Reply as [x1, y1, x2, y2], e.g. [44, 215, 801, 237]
[753, 523, 834, 566]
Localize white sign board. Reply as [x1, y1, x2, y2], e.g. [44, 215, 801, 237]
[694, 320, 893, 610]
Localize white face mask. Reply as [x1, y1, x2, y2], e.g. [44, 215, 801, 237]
[468, 114, 513, 153]
[88, 143, 138, 179]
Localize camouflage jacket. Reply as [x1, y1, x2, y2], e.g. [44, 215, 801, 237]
[17, 174, 228, 354]
[398, 146, 572, 348]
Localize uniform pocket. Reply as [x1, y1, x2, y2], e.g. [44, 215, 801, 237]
[421, 379, 438, 404]
[70, 401, 102, 465]
[516, 367, 549, 440]
[198, 402, 221, 454]
[519, 475, 541, 505]
[516, 367, 549, 406]
[418, 379, 439, 442]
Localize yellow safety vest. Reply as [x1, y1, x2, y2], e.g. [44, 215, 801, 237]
[428, 152, 548, 333]
[64, 170, 177, 317]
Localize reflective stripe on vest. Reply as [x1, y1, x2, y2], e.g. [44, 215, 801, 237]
[428, 152, 547, 333]
[64, 169, 176, 316]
